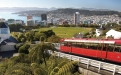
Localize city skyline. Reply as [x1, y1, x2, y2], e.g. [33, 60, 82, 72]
[0, 0, 121, 11]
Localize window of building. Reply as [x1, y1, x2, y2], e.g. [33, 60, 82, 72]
[1, 28, 8, 34]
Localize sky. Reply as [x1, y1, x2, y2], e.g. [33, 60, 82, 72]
[0, 0, 121, 11]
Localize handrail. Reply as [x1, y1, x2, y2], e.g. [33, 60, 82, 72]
[48, 50, 121, 75]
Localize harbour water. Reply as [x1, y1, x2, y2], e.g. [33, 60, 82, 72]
[0, 12, 41, 23]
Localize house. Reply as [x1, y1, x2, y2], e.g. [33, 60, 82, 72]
[0, 22, 18, 52]
[95, 25, 106, 37]
[95, 28, 103, 37]
[106, 29, 121, 39]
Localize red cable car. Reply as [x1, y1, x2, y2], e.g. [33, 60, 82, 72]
[60, 38, 121, 63]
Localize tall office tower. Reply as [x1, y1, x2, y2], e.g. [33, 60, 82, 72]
[27, 16, 33, 20]
[41, 14, 47, 21]
[74, 12, 80, 25]
[26, 20, 34, 26]
[26, 15, 34, 26]
[35, 20, 41, 25]
[51, 18, 53, 24]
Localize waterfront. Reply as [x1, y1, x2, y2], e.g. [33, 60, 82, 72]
[0, 12, 41, 23]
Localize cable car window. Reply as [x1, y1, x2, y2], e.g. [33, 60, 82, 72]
[86, 43, 90, 49]
[71, 42, 87, 48]
[102, 44, 108, 51]
[78, 42, 83, 48]
[80, 42, 85, 48]
[97, 43, 102, 50]
[76, 42, 80, 47]
[77, 42, 85, 48]
[114, 45, 121, 52]
[108, 44, 114, 52]
[83, 43, 89, 49]
[63, 42, 69, 46]
[60, 42, 65, 46]
[83, 43, 99, 50]
[72, 42, 77, 47]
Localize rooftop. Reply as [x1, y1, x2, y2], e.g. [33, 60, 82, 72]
[0, 22, 8, 28]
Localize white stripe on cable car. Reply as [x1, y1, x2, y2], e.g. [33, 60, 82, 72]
[64, 39, 115, 44]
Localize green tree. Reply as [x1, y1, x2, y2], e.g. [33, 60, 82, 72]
[42, 30, 55, 38]
[25, 31, 35, 42]
[40, 36, 45, 42]
[48, 35, 61, 43]
[0, 60, 8, 74]
[56, 61, 79, 75]
[18, 44, 30, 54]
[10, 53, 30, 63]
[34, 32, 46, 41]
[17, 33, 26, 42]
[5, 63, 33, 75]
[29, 43, 56, 65]
[15, 43, 24, 51]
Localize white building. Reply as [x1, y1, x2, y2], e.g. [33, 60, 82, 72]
[15, 20, 24, 25]
[0, 22, 10, 40]
[106, 29, 121, 39]
[95, 28, 103, 37]
[74, 12, 80, 25]
[0, 22, 17, 52]
[7, 19, 15, 24]
[0, 18, 5, 22]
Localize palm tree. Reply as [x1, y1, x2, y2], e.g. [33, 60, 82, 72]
[47, 53, 79, 75]
[29, 45, 43, 63]
[40, 42, 57, 66]
[29, 43, 57, 65]
[50, 61, 68, 75]
[31, 63, 48, 75]
[56, 61, 79, 75]
[4, 63, 33, 75]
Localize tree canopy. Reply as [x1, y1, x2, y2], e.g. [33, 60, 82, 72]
[0, 43, 81, 75]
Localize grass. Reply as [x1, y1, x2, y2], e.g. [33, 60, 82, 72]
[37, 27, 92, 38]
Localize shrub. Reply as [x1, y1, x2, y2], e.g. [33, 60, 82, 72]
[18, 44, 30, 54]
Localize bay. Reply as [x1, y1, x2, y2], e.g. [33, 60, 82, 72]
[0, 12, 41, 23]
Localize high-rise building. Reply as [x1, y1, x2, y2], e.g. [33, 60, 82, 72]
[26, 15, 34, 26]
[51, 18, 53, 24]
[41, 14, 47, 21]
[27, 16, 33, 20]
[26, 20, 34, 26]
[74, 12, 80, 25]
[35, 20, 41, 25]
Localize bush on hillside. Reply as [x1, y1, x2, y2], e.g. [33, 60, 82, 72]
[18, 44, 30, 54]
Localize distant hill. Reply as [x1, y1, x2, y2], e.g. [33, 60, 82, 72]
[1, 7, 120, 17]
[80, 7, 113, 11]
[0, 7, 57, 12]
[47, 8, 121, 16]
[13, 10, 46, 16]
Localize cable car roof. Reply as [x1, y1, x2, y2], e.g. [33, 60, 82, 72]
[64, 39, 115, 44]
